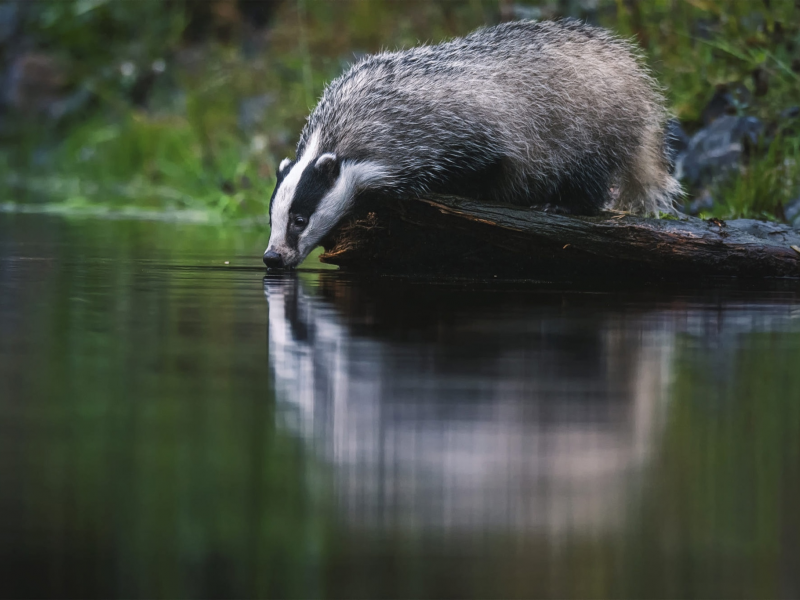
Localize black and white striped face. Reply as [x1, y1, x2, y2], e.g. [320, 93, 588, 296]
[264, 134, 391, 269]
[263, 138, 346, 269]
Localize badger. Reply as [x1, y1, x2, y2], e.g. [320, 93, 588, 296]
[263, 19, 681, 269]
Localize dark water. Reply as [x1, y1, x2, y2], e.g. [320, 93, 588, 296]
[1, 213, 799, 599]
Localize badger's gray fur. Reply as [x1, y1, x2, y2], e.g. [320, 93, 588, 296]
[264, 19, 681, 269]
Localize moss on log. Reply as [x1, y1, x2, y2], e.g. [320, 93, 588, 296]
[319, 195, 800, 279]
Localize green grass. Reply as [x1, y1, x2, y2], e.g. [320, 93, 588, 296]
[50, 112, 275, 217]
[605, 0, 800, 220]
[706, 132, 800, 220]
[2, 0, 799, 222]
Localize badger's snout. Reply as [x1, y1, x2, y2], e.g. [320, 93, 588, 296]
[263, 249, 285, 269]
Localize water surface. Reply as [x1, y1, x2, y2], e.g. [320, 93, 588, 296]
[1, 213, 799, 598]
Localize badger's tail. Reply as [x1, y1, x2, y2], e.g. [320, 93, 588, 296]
[614, 125, 683, 216]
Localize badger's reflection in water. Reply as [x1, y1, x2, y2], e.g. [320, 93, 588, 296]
[264, 274, 676, 535]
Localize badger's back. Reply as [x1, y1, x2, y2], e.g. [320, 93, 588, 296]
[300, 19, 675, 213]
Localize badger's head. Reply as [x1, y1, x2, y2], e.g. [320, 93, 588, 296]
[263, 134, 388, 269]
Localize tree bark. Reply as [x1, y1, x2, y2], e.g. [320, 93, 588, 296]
[319, 195, 800, 280]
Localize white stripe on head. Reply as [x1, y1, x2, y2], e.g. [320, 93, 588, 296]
[296, 160, 392, 260]
[266, 132, 320, 257]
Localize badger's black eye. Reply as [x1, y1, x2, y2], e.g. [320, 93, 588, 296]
[292, 216, 308, 229]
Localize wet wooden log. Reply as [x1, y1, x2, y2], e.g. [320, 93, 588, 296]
[319, 195, 800, 280]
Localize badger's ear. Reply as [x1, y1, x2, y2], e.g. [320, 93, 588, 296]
[278, 158, 292, 173]
[315, 153, 340, 180]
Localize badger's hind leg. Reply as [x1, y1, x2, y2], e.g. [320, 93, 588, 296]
[614, 130, 682, 216]
[528, 163, 612, 215]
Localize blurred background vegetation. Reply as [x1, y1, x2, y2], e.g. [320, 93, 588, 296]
[0, 0, 798, 223]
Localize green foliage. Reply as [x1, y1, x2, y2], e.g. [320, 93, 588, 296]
[1, 0, 502, 220]
[51, 112, 275, 216]
[707, 132, 800, 220]
[2, 0, 799, 221]
[606, 0, 800, 123]
[605, 0, 800, 218]
[23, 0, 184, 73]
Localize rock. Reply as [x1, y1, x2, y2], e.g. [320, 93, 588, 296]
[699, 88, 732, 127]
[785, 196, 800, 230]
[775, 106, 800, 138]
[739, 11, 765, 33]
[5, 53, 68, 115]
[665, 118, 690, 171]
[674, 115, 764, 187]
[0, 1, 20, 45]
[48, 86, 92, 121]
[681, 189, 715, 216]
[700, 84, 751, 127]
[692, 18, 715, 41]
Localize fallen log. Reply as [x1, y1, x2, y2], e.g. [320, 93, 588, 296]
[319, 195, 800, 279]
